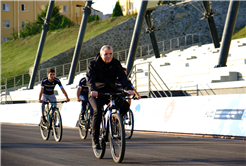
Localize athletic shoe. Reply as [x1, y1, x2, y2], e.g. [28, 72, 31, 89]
[92, 139, 101, 149]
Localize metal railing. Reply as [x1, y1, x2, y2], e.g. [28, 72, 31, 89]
[129, 62, 172, 98]
[1, 33, 202, 90]
[0, 84, 13, 104]
[177, 84, 216, 96]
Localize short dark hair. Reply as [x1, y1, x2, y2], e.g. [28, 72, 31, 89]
[47, 68, 55, 74]
[122, 67, 127, 71]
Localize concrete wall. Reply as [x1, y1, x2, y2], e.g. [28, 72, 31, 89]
[36, 1, 246, 70]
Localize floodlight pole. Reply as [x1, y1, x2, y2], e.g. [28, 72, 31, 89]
[28, 0, 55, 89]
[67, 0, 92, 85]
[126, 0, 148, 76]
[202, 1, 220, 48]
[145, 10, 160, 58]
[216, 1, 240, 67]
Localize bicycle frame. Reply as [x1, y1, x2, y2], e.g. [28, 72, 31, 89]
[102, 95, 121, 140]
[40, 100, 65, 142]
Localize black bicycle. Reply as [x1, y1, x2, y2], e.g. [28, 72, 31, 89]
[78, 102, 93, 139]
[123, 109, 134, 139]
[40, 101, 66, 142]
[92, 92, 127, 163]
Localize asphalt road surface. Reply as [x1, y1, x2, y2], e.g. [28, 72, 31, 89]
[1, 123, 246, 165]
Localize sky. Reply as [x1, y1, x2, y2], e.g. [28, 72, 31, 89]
[92, 0, 118, 15]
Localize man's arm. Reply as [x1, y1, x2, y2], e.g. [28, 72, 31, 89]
[133, 87, 141, 99]
[77, 88, 82, 102]
[87, 61, 97, 92]
[61, 88, 70, 102]
[39, 88, 44, 103]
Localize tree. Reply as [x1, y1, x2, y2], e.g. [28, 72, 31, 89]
[88, 15, 100, 23]
[11, 3, 75, 39]
[111, 1, 123, 17]
[37, 3, 74, 30]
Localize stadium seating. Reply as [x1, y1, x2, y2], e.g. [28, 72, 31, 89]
[7, 37, 246, 101]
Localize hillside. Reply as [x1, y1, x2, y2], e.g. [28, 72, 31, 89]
[1, 15, 246, 80]
[1, 14, 137, 79]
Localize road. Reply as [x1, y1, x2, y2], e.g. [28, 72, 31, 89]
[1, 123, 245, 165]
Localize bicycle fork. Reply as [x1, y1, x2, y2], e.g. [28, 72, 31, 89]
[108, 108, 120, 139]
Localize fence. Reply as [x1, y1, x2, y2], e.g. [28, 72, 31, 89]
[129, 62, 173, 98]
[1, 33, 202, 89]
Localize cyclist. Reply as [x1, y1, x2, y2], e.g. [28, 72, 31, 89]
[77, 77, 89, 122]
[87, 45, 134, 149]
[39, 68, 70, 123]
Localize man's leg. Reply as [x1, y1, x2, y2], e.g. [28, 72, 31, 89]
[41, 94, 56, 122]
[89, 96, 103, 149]
[116, 97, 130, 116]
[41, 94, 48, 122]
[80, 95, 88, 121]
[47, 94, 57, 107]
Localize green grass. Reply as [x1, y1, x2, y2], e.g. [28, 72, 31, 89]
[232, 25, 246, 40]
[1, 14, 137, 80]
[1, 15, 245, 80]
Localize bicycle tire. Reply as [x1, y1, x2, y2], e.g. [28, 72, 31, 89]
[79, 112, 88, 139]
[109, 113, 125, 163]
[124, 109, 134, 139]
[92, 122, 106, 159]
[53, 108, 63, 142]
[40, 107, 50, 140]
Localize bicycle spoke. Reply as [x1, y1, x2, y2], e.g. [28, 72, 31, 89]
[53, 110, 63, 142]
[78, 112, 88, 139]
[40, 109, 50, 140]
[110, 113, 125, 163]
[124, 109, 134, 139]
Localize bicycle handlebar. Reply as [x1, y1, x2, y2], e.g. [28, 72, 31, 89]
[43, 101, 67, 104]
[98, 91, 128, 97]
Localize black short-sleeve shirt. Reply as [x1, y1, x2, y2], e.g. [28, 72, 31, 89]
[41, 77, 63, 95]
[78, 77, 89, 96]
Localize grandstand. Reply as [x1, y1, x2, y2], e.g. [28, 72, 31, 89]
[2, 37, 246, 103]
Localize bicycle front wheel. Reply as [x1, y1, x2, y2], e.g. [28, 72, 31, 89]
[53, 108, 63, 142]
[124, 109, 134, 139]
[79, 112, 88, 139]
[109, 113, 125, 163]
[40, 108, 50, 140]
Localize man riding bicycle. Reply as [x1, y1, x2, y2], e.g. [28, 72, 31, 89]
[77, 77, 89, 122]
[87, 45, 134, 149]
[39, 68, 70, 123]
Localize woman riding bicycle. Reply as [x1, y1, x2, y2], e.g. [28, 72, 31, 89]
[87, 45, 134, 149]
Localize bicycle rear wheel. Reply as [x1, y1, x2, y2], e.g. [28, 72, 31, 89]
[109, 113, 125, 163]
[92, 122, 106, 159]
[79, 112, 88, 139]
[124, 109, 134, 139]
[40, 108, 50, 140]
[53, 108, 63, 142]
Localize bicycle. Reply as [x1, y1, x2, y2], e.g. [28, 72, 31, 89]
[123, 95, 137, 139]
[78, 102, 93, 139]
[92, 92, 127, 163]
[39, 101, 66, 142]
[123, 109, 134, 139]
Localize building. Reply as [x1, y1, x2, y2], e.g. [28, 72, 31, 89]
[91, 8, 109, 20]
[119, 0, 161, 16]
[1, 0, 86, 43]
[119, 0, 137, 16]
